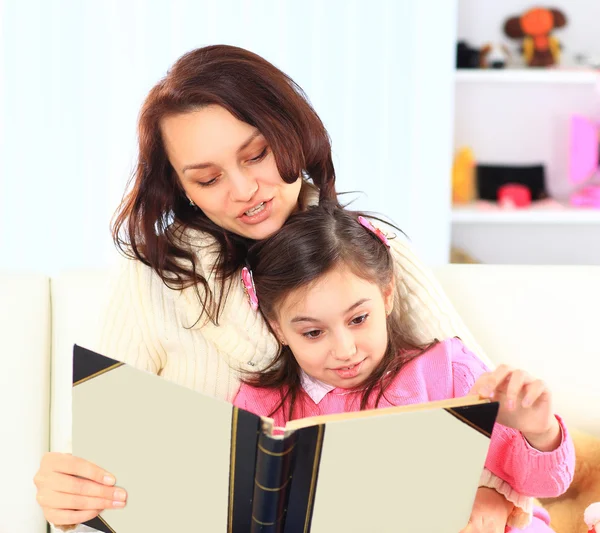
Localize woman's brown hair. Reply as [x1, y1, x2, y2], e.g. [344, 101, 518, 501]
[244, 203, 436, 421]
[112, 45, 337, 324]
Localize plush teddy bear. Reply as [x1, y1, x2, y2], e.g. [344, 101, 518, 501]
[540, 430, 600, 533]
[504, 7, 567, 67]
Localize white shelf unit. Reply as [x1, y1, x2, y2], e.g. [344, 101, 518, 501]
[453, 0, 600, 265]
[452, 205, 600, 224]
[455, 69, 600, 84]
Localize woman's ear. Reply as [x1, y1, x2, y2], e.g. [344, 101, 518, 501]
[383, 278, 395, 316]
[269, 320, 287, 345]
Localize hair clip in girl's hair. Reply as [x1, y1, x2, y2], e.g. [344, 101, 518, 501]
[357, 216, 390, 247]
[241, 266, 259, 311]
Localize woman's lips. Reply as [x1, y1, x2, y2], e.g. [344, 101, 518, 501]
[238, 198, 273, 225]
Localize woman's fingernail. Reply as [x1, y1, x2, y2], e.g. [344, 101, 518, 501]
[113, 500, 126, 508]
[507, 399, 515, 410]
[103, 475, 116, 485]
[113, 489, 127, 501]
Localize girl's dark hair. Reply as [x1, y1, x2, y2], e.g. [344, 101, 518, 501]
[111, 45, 337, 324]
[245, 203, 436, 420]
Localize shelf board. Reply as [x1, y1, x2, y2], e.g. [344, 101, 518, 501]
[452, 204, 600, 224]
[455, 68, 600, 84]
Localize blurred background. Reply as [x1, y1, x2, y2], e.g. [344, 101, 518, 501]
[1, 0, 599, 275]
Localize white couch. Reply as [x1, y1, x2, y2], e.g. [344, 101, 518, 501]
[3, 265, 599, 533]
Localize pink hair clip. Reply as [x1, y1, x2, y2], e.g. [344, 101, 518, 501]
[357, 216, 390, 247]
[241, 266, 259, 311]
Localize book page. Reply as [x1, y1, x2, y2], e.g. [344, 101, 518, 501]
[73, 363, 234, 532]
[307, 406, 492, 533]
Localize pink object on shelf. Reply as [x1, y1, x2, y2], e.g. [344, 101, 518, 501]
[570, 185, 600, 208]
[569, 115, 599, 186]
[497, 184, 532, 209]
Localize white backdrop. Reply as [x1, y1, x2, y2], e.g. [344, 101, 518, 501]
[0, 0, 457, 274]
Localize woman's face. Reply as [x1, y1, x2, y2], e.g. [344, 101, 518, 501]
[161, 105, 302, 240]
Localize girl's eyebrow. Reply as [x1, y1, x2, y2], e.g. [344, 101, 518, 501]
[181, 130, 262, 173]
[290, 298, 370, 323]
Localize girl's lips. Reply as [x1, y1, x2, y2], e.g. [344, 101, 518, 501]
[238, 198, 273, 225]
[331, 359, 365, 379]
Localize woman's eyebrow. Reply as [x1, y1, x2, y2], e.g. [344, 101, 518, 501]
[181, 130, 262, 173]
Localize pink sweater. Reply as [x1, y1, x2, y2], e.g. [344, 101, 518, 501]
[234, 337, 575, 501]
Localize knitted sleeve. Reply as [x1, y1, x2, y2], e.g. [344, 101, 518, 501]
[450, 338, 575, 526]
[94, 257, 240, 400]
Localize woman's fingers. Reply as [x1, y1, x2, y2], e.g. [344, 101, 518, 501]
[34, 452, 127, 525]
[36, 471, 127, 508]
[43, 508, 101, 527]
[41, 452, 115, 485]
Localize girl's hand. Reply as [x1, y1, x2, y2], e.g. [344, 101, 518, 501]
[460, 487, 513, 533]
[34, 452, 127, 526]
[469, 365, 561, 451]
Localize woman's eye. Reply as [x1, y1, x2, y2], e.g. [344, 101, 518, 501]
[248, 147, 268, 163]
[350, 313, 369, 326]
[302, 329, 322, 340]
[197, 176, 220, 187]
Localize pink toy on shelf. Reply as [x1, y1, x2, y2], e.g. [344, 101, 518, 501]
[569, 115, 600, 208]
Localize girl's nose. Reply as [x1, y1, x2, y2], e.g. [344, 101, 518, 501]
[331, 331, 357, 361]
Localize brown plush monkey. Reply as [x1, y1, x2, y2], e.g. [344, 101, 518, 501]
[504, 7, 567, 67]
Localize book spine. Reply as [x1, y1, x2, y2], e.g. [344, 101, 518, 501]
[228, 408, 263, 533]
[250, 430, 298, 532]
[283, 425, 325, 533]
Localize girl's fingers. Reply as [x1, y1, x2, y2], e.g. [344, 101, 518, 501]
[504, 370, 530, 410]
[43, 508, 101, 527]
[470, 365, 514, 398]
[521, 379, 548, 408]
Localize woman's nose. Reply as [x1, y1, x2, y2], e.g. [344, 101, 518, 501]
[229, 171, 258, 202]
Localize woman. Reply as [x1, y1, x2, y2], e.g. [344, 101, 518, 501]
[34, 45, 509, 531]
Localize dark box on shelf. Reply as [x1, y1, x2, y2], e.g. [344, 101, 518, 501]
[476, 164, 548, 201]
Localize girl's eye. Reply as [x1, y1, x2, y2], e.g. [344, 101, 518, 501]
[248, 147, 268, 163]
[302, 329, 322, 340]
[350, 313, 369, 326]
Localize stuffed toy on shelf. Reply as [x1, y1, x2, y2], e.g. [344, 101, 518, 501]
[504, 7, 567, 67]
[585, 503, 600, 533]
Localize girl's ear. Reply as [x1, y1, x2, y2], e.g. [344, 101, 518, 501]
[383, 278, 395, 316]
[269, 320, 287, 345]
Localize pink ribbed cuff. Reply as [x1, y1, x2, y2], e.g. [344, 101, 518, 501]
[479, 468, 533, 529]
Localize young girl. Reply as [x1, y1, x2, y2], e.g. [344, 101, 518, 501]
[234, 203, 575, 533]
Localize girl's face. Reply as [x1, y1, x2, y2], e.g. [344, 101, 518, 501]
[162, 105, 302, 240]
[271, 264, 394, 389]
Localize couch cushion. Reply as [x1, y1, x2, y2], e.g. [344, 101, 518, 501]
[433, 264, 600, 437]
[51, 271, 111, 453]
[0, 273, 50, 533]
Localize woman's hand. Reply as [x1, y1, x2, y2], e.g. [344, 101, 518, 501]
[469, 365, 561, 451]
[460, 487, 513, 533]
[34, 452, 127, 526]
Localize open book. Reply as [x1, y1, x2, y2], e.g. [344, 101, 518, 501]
[72, 345, 499, 533]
